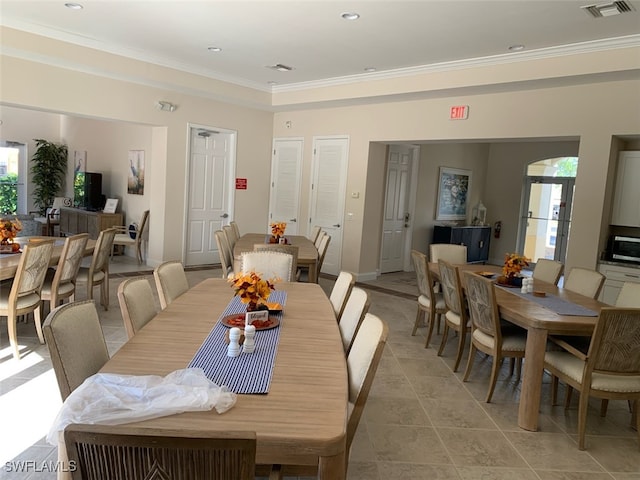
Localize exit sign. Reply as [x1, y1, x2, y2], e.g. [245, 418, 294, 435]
[450, 105, 469, 120]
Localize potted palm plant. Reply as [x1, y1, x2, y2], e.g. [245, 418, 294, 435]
[31, 139, 68, 214]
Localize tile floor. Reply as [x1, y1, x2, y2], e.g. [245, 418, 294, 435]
[1, 258, 639, 479]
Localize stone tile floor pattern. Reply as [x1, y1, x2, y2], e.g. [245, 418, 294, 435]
[1, 257, 638, 479]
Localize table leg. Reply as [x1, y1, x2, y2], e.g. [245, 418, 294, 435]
[308, 262, 318, 283]
[518, 327, 548, 431]
[317, 449, 346, 480]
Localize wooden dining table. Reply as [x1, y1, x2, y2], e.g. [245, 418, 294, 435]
[233, 233, 319, 282]
[0, 236, 96, 281]
[430, 262, 605, 432]
[96, 278, 347, 479]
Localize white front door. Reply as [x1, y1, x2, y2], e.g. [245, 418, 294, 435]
[185, 126, 235, 266]
[269, 138, 303, 235]
[309, 136, 349, 276]
[380, 145, 412, 273]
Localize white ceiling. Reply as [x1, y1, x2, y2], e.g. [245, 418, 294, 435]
[1, 0, 639, 91]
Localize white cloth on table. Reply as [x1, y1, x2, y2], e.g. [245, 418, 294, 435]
[47, 368, 236, 445]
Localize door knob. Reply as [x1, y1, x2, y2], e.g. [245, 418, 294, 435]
[289, 218, 297, 222]
[220, 213, 229, 218]
[333, 224, 341, 228]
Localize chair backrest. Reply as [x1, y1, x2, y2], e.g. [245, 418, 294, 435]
[330, 271, 355, 321]
[429, 244, 467, 264]
[88, 228, 117, 279]
[64, 424, 256, 480]
[118, 276, 157, 339]
[532, 258, 564, 285]
[240, 251, 294, 282]
[411, 249, 434, 302]
[339, 287, 370, 354]
[615, 282, 640, 307]
[564, 267, 606, 299]
[314, 231, 325, 249]
[346, 313, 388, 449]
[43, 300, 109, 401]
[587, 307, 640, 377]
[214, 229, 234, 278]
[230, 220, 241, 240]
[51, 233, 89, 290]
[134, 210, 150, 242]
[223, 224, 237, 250]
[253, 244, 299, 280]
[463, 271, 501, 340]
[48, 196, 72, 220]
[309, 225, 321, 244]
[9, 239, 55, 304]
[316, 234, 331, 274]
[153, 260, 189, 310]
[438, 259, 465, 316]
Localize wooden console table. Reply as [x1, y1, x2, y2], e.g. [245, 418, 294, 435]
[59, 207, 123, 239]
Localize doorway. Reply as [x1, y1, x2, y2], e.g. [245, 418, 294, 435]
[0, 142, 27, 215]
[517, 157, 577, 265]
[184, 126, 236, 266]
[269, 138, 303, 235]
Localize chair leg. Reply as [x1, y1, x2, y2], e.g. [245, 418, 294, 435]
[101, 277, 109, 311]
[425, 310, 436, 348]
[486, 353, 501, 403]
[600, 399, 609, 417]
[8, 312, 20, 359]
[412, 307, 424, 336]
[577, 389, 589, 450]
[462, 342, 477, 382]
[564, 386, 573, 409]
[34, 304, 45, 344]
[551, 375, 559, 405]
[453, 327, 467, 372]
[437, 324, 450, 357]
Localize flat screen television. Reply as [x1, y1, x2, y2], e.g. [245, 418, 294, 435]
[74, 171, 103, 211]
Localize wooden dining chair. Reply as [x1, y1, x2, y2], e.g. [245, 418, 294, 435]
[411, 250, 446, 348]
[43, 300, 110, 400]
[76, 228, 117, 310]
[214, 229, 234, 279]
[308, 225, 321, 244]
[437, 259, 471, 372]
[253, 243, 299, 281]
[65, 424, 257, 480]
[223, 224, 238, 250]
[41, 233, 89, 314]
[615, 282, 640, 307]
[110, 209, 149, 263]
[462, 271, 527, 402]
[153, 260, 189, 310]
[329, 271, 355, 322]
[338, 287, 370, 354]
[532, 258, 564, 285]
[117, 276, 158, 339]
[314, 230, 326, 249]
[1, 239, 55, 359]
[230, 220, 241, 240]
[563, 267, 606, 299]
[429, 243, 467, 264]
[544, 307, 640, 450]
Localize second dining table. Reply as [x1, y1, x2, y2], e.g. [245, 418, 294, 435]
[98, 278, 348, 479]
[430, 262, 605, 432]
[233, 233, 319, 282]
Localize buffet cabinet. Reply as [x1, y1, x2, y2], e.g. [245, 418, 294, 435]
[432, 225, 491, 263]
[59, 207, 123, 240]
[597, 262, 640, 305]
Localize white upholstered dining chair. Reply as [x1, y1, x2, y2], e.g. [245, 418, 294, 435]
[411, 249, 446, 348]
[338, 287, 370, 354]
[111, 210, 149, 264]
[253, 244, 299, 281]
[532, 258, 564, 285]
[563, 267, 606, 299]
[429, 243, 467, 264]
[153, 260, 189, 310]
[214, 229, 235, 279]
[76, 228, 117, 310]
[329, 271, 355, 322]
[118, 276, 158, 339]
[241, 251, 294, 282]
[615, 282, 640, 307]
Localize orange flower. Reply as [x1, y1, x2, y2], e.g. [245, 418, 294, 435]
[0, 217, 22, 242]
[502, 252, 530, 277]
[270, 222, 286, 237]
[228, 271, 277, 306]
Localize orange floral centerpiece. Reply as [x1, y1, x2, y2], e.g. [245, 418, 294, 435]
[229, 271, 276, 312]
[497, 252, 530, 286]
[269, 222, 287, 243]
[0, 217, 22, 252]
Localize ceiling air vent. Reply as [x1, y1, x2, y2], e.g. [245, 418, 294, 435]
[581, 1, 635, 17]
[267, 64, 294, 72]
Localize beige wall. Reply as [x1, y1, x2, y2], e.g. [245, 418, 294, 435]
[2, 26, 639, 275]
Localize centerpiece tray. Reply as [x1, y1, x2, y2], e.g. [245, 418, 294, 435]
[220, 313, 280, 330]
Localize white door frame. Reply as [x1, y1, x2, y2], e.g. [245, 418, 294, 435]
[183, 123, 237, 264]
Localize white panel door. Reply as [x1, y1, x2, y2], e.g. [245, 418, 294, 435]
[380, 145, 411, 273]
[269, 138, 303, 235]
[185, 127, 234, 266]
[309, 136, 349, 276]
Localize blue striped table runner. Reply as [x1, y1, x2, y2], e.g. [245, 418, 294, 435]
[188, 290, 287, 394]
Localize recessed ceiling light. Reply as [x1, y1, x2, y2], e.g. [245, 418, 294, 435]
[508, 44, 525, 52]
[364, 67, 377, 72]
[341, 12, 360, 20]
[65, 2, 83, 9]
[207, 46, 222, 52]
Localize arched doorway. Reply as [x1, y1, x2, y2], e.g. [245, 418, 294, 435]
[517, 157, 577, 266]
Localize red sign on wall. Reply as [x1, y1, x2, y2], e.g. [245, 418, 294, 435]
[235, 178, 247, 190]
[450, 105, 469, 120]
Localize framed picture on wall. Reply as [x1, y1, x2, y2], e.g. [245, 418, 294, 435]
[436, 167, 472, 220]
[128, 150, 145, 195]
